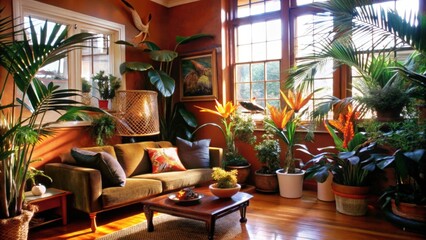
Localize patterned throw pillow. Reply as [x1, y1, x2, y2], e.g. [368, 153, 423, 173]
[147, 148, 187, 173]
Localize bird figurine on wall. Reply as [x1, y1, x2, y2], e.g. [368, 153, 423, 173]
[239, 97, 265, 113]
[121, 0, 152, 43]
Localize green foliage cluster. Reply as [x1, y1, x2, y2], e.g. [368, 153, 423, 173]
[91, 114, 116, 146]
[92, 70, 121, 100]
[81, 78, 91, 93]
[254, 132, 281, 174]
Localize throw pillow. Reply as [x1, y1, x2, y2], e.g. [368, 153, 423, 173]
[146, 148, 187, 173]
[176, 137, 211, 169]
[71, 148, 126, 187]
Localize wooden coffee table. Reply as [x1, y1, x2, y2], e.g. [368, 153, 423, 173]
[141, 186, 253, 240]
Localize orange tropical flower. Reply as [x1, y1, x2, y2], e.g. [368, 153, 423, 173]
[267, 104, 294, 130]
[281, 89, 314, 112]
[326, 105, 359, 148]
[195, 99, 237, 119]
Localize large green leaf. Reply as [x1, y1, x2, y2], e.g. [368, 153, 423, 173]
[119, 62, 153, 74]
[149, 50, 178, 63]
[175, 34, 214, 49]
[147, 69, 175, 97]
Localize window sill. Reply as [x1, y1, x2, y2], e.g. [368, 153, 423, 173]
[47, 121, 91, 128]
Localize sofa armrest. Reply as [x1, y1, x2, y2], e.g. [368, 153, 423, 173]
[45, 163, 103, 213]
[209, 147, 223, 168]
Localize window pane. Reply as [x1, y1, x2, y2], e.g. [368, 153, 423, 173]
[236, 83, 251, 100]
[266, 61, 280, 80]
[252, 22, 266, 43]
[237, 25, 251, 45]
[267, 40, 281, 59]
[236, 64, 250, 83]
[237, 44, 252, 62]
[252, 43, 266, 61]
[253, 82, 265, 99]
[252, 63, 265, 82]
[267, 19, 281, 41]
[266, 81, 280, 99]
[265, 0, 281, 12]
[25, 17, 69, 90]
[236, 0, 280, 18]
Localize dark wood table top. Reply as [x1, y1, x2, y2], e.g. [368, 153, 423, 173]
[142, 186, 253, 216]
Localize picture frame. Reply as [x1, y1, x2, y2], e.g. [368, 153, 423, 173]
[180, 49, 217, 102]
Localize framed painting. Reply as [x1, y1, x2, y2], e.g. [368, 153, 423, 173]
[180, 49, 218, 102]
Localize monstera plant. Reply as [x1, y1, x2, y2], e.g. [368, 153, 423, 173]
[117, 34, 214, 142]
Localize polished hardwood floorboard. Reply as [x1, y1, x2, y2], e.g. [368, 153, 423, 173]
[28, 190, 425, 240]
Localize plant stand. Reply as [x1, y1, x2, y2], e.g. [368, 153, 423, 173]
[276, 169, 305, 198]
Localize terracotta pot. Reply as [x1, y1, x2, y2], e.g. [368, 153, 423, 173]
[332, 182, 370, 216]
[209, 183, 241, 198]
[225, 164, 251, 186]
[391, 199, 426, 222]
[0, 209, 34, 240]
[254, 171, 278, 193]
[276, 169, 305, 198]
[98, 99, 109, 110]
[317, 174, 335, 202]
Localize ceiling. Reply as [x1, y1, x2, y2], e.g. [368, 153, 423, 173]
[150, 0, 200, 8]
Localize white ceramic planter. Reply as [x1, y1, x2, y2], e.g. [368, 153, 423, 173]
[276, 169, 305, 198]
[31, 184, 46, 196]
[317, 174, 335, 202]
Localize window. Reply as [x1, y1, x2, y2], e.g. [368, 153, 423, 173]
[13, 0, 125, 115]
[233, 0, 282, 110]
[230, 0, 420, 121]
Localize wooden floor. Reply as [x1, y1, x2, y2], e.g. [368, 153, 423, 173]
[28, 190, 425, 240]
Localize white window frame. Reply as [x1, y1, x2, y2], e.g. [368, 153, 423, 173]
[12, 0, 126, 93]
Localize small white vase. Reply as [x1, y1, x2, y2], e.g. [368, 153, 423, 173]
[317, 174, 335, 202]
[31, 184, 46, 196]
[276, 169, 305, 198]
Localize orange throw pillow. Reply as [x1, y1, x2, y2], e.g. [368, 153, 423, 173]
[147, 148, 187, 173]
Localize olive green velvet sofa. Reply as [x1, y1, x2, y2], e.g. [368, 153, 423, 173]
[45, 141, 222, 232]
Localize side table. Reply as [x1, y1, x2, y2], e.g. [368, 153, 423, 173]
[25, 188, 72, 228]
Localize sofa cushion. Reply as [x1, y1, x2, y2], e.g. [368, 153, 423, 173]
[147, 148, 187, 173]
[134, 169, 213, 191]
[114, 142, 159, 177]
[101, 178, 163, 208]
[71, 148, 126, 187]
[176, 137, 211, 169]
[61, 145, 116, 164]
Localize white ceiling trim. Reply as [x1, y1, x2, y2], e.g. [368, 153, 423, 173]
[150, 0, 200, 8]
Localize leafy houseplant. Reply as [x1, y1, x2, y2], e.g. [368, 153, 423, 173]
[253, 131, 281, 192]
[90, 114, 116, 146]
[26, 167, 52, 196]
[0, 12, 99, 236]
[92, 70, 121, 100]
[81, 77, 92, 105]
[117, 34, 213, 142]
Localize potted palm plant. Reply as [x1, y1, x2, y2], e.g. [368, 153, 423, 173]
[0, 13, 98, 239]
[91, 70, 121, 110]
[253, 131, 281, 193]
[265, 88, 314, 198]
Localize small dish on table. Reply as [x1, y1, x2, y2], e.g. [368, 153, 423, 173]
[168, 187, 203, 205]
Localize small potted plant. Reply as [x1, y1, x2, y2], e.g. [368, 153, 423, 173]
[253, 130, 281, 193]
[209, 167, 241, 198]
[90, 114, 116, 146]
[91, 70, 121, 109]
